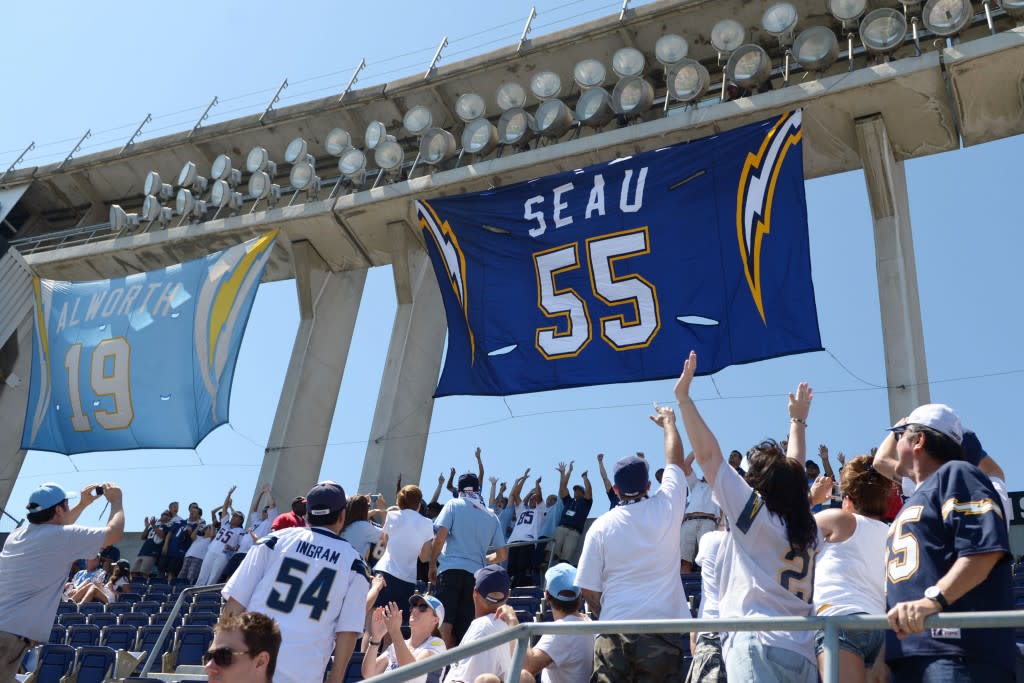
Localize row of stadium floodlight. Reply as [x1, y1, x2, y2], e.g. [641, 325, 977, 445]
[109, 0, 1024, 234]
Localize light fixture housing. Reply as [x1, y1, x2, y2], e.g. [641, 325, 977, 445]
[141, 195, 161, 221]
[248, 170, 279, 200]
[461, 119, 499, 155]
[496, 82, 527, 111]
[245, 146, 276, 175]
[143, 171, 173, 200]
[175, 188, 207, 219]
[711, 19, 746, 53]
[655, 34, 689, 66]
[210, 154, 242, 187]
[611, 76, 654, 116]
[573, 59, 607, 88]
[667, 59, 710, 103]
[497, 108, 535, 145]
[419, 129, 457, 165]
[374, 139, 405, 172]
[860, 8, 908, 55]
[325, 129, 353, 156]
[109, 205, 139, 232]
[762, 2, 799, 41]
[177, 161, 208, 192]
[210, 179, 243, 209]
[529, 72, 562, 100]
[338, 148, 367, 179]
[829, 0, 867, 23]
[455, 93, 487, 122]
[999, 0, 1024, 19]
[792, 26, 840, 71]
[921, 0, 972, 37]
[726, 44, 773, 89]
[284, 138, 309, 164]
[403, 106, 433, 135]
[611, 47, 646, 77]
[365, 121, 387, 150]
[575, 87, 614, 127]
[289, 161, 320, 192]
[534, 99, 574, 137]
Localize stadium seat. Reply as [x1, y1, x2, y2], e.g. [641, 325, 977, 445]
[510, 585, 543, 599]
[170, 577, 190, 588]
[100, 624, 137, 651]
[118, 613, 150, 629]
[342, 650, 364, 683]
[162, 625, 214, 671]
[514, 609, 534, 624]
[118, 591, 142, 604]
[67, 623, 101, 647]
[78, 601, 105, 616]
[149, 612, 182, 629]
[132, 601, 161, 615]
[183, 611, 218, 628]
[148, 577, 169, 587]
[105, 601, 132, 616]
[56, 601, 77, 615]
[58, 612, 87, 628]
[28, 643, 75, 681]
[135, 625, 173, 662]
[47, 624, 66, 645]
[86, 613, 117, 629]
[192, 592, 221, 607]
[69, 645, 117, 683]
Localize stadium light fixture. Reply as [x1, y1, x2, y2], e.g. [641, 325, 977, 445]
[455, 93, 487, 122]
[141, 195, 172, 229]
[289, 160, 320, 196]
[175, 188, 207, 221]
[248, 170, 281, 208]
[374, 139, 405, 172]
[573, 59, 607, 89]
[497, 108, 535, 145]
[726, 44, 773, 90]
[143, 171, 174, 200]
[792, 26, 840, 71]
[611, 76, 654, 117]
[365, 121, 387, 150]
[210, 154, 242, 187]
[829, 0, 867, 25]
[860, 8, 908, 56]
[461, 119, 499, 155]
[496, 82, 527, 111]
[177, 161, 208, 193]
[529, 72, 562, 100]
[325, 129, 353, 156]
[654, 34, 689, 66]
[611, 47, 645, 77]
[109, 205, 139, 234]
[666, 59, 710, 103]
[1000, 0, 1024, 20]
[711, 19, 746, 55]
[283, 137, 309, 165]
[762, 2, 799, 44]
[575, 87, 614, 127]
[534, 99, 574, 137]
[921, 0, 973, 36]
[403, 106, 433, 135]
[419, 128, 457, 165]
[245, 146, 277, 177]
[210, 179, 243, 212]
[338, 148, 367, 180]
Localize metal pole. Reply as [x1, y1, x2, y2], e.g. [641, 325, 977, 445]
[339, 58, 366, 102]
[618, 0, 631, 21]
[259, 79, 289, 124]
[120, 113, 152, 155]
[518, 7, 537, 52]
[189, 96, 219, 139]
[822, 618, 839, 683]
[0, 141, 35, 184]
[140, 584, 224, 675]
[425, 37, 449, 80]
[506, 636, 529, 683]
[57, 129, 91, 170]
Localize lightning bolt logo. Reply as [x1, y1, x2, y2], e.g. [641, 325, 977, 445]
[736, 110, 803, 325]
[417, 200, 476, 364]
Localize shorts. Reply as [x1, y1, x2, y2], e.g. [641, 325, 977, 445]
[726, 631, 817, 683]
[435, 569, 475, 642]
[157, 555, 185, 576]
[680, 517, 717, 563]
[179, 556, 203, 583]
[814, 620, 884, 667]
[685, 633, 726, 683]
[374, 571, 417, 617]
[132, 555, 158, 576]
[593, 632, 686, 682]
[552, 526, 582, 563]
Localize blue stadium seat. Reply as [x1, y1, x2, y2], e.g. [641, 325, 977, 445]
[192, 591, 221, 606]
[106, 601, 132, 616]
[135, 625, 174, 664]
[118, 591, 142, 603]
[183, 611, 218, 628]
[148, 577, 169, 587]
[168, 625, 214, 668]
[56, 600, 78, 615]
[87, 613, 118, 629]
[100, 624, 137, 651]
[67, 623, 101, 647]
[32, 643, 76, 681]
[70, 645, 116, 683]
[343, 650, 365, 683]
[149, 611, 182, 628]
[170, 577, 190, 588]
[118, 613, 150, 629]
[78, 601, 105, 616]
[510, 585, 543, 599]
[132, 600, 161, 615]
[48, 624, 66, 645]
[58, 612, 87, 628]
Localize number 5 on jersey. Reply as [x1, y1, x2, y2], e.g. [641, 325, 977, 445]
[266, 557, 337, 621]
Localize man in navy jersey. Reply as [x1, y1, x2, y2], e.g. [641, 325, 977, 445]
[875, 404, 1013, 682]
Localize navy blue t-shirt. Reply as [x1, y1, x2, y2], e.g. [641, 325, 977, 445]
[557, 495, 593, 533]
[165, 520, 199, 559]
[885, 460, 1013, 671]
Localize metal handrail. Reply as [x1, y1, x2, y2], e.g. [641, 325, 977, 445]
[139, 582, 225, 676]
[364, 610, 1024, 683]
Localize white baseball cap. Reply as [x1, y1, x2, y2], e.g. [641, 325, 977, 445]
[890, 404, 963, 445]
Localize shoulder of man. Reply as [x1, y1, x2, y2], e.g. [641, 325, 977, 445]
[350, 556, 371, 583]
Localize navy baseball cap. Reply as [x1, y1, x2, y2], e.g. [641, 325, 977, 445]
[457, 472, 480, 493]
[613, 455, 649, 497]
[545, 562, 581, 600]
[306, 481, 347, 516]
[961, 430, 986, 467]
[27, 483, 78, 511]
[474, 565, 510, 604]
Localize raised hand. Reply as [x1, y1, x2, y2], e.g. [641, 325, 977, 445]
[449, 467, 456, 477]
[581, 470, 589, 479]
[596, 453, 604, 463]
[556, 462, 567, 476]
[837, 452, 846, 466]
[438, 473, 445, 485]
[489, 476, 498, 485]
[383, 601, 403, 634]
[674, 350, 698, 403]
[498, 482, 507, 493]
[369, 607, 388, 641]
[475, 447, 482, 460]
[788, 382, 813, 422]
[649, 402, 676, 428]
[809, 476, 833, 506]
[818, 444, 829, 460]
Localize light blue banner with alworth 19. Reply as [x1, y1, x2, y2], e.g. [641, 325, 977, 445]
[22, 231, 278, 455]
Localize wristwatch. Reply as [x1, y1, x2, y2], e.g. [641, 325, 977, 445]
[924, 586, 949, 610]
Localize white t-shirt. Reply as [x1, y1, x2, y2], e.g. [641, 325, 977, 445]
[695, 530, 727, 620]
[185, 535, 211, 560]
[223, 527, 371, 683]
[534, 614, 594, 683]
[713, 461, 820, 663]
[0, 523, 107, 642]
[685, 472, 719, 516]
[237, 508, 278, 555]
[383, 635, 446, 683]
[813, 513, 888, 616]
[508, 501, 547, 543]
[442, 613, 511, 683]
[340, 520, 383, 557]
[575, 464, 689, 621]
[375, 509, 435, 584]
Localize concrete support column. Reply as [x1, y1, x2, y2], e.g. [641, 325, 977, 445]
[855, 115, 930, 423]
[254, 241, 367, 509]
[0, 313, 34, 524]
[358, 222, 446, 497]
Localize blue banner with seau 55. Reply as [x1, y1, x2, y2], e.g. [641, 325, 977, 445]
[22, 231, 278, 454]
[418, 111, 821, 397]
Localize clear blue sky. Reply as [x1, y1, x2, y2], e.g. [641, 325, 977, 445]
[2, 0, 1022, 532]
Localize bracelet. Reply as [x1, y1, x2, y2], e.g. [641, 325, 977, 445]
[369, 639, 381, 647]
[791, 417, 807, 427]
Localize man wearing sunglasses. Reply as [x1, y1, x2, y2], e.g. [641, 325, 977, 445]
[204, 612, 281, 683]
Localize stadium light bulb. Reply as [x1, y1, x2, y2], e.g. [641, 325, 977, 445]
[655, 34, 689, 66]
[143, 171, 173, 200]
[999, 0, 1024, 19]
[109, 205, 139, 232]
[575, 87, 614, 127]
[374, 139, 404, 172]
[325, 129, 353, 156]
[860, 8, 908, 55]
[611, 47, 645, 77]
[211, 179, 230, 207]
[175, 188, 194, 216]
[529, 72, 562, 100]
[667, 59, 710, 103]
[762, 2, 799, 38]
[611, 76, 654, 116]
[419, 129, 457, 165]
[210, 154, 242, 187]
[496, 82, 527, 111]
[403, 106, 433, 135]
[455, 93, 487, 122]
[573, 59, 606, 88]
[497, 108, 535, 145]
[289, 161, 318, 191]
[921, 0, 972, 36]
[339, 148, 367, 178]
[534, 99, 574, 137]
[141, 195, 162, 221]
[245, 146, 275, 175]
[461, 119, 499, 155]
[284, 138, 309, 165]
[711, 19, 746, 53]
[248, 171, 272, 199]
[177, 161, 208, 193]
[726, 44, 772, 89]
[365, 121, 387, 150]
[792, 26, 840, 71]
[829, 0, 867, 23]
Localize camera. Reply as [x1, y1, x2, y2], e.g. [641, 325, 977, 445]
[93, 486, 105, 496]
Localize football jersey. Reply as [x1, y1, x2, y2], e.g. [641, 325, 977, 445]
[223, 526, 371, 683]
[885, 460, 1013, 672]
[508, 501, 547, 543]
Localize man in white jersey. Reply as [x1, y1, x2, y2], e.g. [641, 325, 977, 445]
[507, 474, 545, 586]
[223, 481, 371, 683]
[684, 520, 728, 683]
[679, 451, 719, 573]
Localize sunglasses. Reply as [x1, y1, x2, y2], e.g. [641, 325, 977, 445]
[203, 647, 251, 667]
[411, 603, 432, 613]
[893, 428, 914, 442]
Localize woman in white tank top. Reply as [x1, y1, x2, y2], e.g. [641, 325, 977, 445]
[811, 455, 892, 683]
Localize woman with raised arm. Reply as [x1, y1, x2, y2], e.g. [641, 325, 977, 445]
[362, 596, 446, 682]
[674, 350, 820, 683]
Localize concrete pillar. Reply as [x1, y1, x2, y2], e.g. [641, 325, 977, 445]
[0, 313, 34, 524]
[358, 222, 446, 497]
[855, 115, 930, 424]
[253, 241, 367, 509]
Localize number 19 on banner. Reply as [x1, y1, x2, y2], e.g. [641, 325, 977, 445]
[63, 338, 134, 432]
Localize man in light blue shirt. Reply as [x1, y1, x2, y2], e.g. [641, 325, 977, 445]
[430, 473, 507, 648]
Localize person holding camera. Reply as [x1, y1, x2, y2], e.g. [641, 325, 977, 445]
[0, 482, 124, 681]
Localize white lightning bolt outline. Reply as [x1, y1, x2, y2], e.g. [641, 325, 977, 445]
[742, 111, 802, 258]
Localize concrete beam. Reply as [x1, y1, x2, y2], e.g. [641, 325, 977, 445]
[290, 240, 327, 320]
[855, 115, 930, 423]
[0, 313, 34, 523]
[252, 260, 367, 511]
[358, 226, 446, 497]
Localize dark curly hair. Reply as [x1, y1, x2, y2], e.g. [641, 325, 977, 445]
[840, 455, 891, 519]
[745, 440, 818, 553]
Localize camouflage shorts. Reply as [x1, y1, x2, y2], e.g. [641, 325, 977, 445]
[592, 632, 687, 683]
[684, 633, 727, 683]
